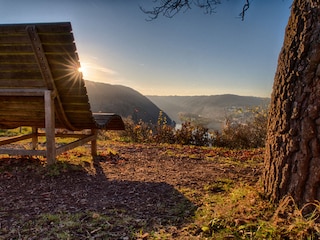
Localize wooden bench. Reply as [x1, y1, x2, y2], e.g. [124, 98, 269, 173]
[0, 22, 125, 164]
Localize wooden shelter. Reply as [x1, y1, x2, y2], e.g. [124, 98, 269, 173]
[0, 22, 124, 164]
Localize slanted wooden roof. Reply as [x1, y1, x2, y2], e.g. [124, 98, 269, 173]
[0, 22, 124, 130]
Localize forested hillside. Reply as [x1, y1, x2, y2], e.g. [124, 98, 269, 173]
[85, 80, 173, 125]
[85, 81, 269, 130]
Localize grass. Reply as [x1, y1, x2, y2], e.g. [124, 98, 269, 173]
[3, 211, 136, 239]
[1, 133, 320, 239]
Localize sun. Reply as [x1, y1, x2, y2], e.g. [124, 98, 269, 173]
[77, 64, 88, 78]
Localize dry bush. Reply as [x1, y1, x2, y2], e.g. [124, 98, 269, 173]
[119, 117, 153, 143]
[175, 122, 212, 146]
[213, 107, 268, 149]
[115, 107, 267, 149]
[153, 111, 175, 144]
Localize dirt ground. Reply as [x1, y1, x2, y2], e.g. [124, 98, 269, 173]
[0, 142, 263, 239]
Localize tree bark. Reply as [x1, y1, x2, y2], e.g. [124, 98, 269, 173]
[263, 0, 320, 207]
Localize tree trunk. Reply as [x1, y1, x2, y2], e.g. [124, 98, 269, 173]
[263, 0, 320, 207]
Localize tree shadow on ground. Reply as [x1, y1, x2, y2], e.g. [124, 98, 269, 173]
[0, 157, 197, 239]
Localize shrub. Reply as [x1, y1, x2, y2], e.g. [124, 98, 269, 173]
[120, 117, 153, 143]
[174, 122, 212, 146]
[192, 125, 212, 146]
[115, 107, 267, 149]
[175, 122, 194, 145]
[213, 106, 268, 148]
[153, 111, 175, 144]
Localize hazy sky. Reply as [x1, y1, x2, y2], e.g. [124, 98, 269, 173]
[0, 0, 292, 97]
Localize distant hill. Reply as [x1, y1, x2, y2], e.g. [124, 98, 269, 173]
[85, 80, 173, 125]
[147, 95, 270, 130]
[84, 80, 269, 130]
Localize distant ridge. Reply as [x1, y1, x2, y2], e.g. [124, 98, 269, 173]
[84, 80, 269, 130]
[147, 95, 270, 130]
[85, 80, 173, 125]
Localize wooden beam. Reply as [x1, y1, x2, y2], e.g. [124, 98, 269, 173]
[91, 129, 97, 157]
[0, 88, 47, 96]
[32, 127, 38, 150]
[26, 25, 76, 131]
[37, 132, 88, 138]
[26, 25, 55, 90]
[56, 134, 96, 156]
[0, 149, 46, 156]
[44, 90, 56, 165]
[0, 133, 34, 146]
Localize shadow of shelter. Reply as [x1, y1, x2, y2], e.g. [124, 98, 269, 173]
[0, 157, 197, 238]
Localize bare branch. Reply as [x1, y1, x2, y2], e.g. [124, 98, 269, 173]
[195, 0, 221, 14]
[140, 0, 192, 21]
[140, 0, 251, 21]
[239, 0, 250, 21]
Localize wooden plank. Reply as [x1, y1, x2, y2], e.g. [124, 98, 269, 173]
[56, 134, 96, 156]
[0, 109, 45, 116]
[42, 43, 77, 53]
[0, 71, 42, 79]
[0, 44, 33, 53]
[57, 88, 88, 96]
[0, 63, 39, 71]
[38, 33, 75, 44]
[0, 31, 74, 45]
[71, 123, 96, 129]
[0, 121, 45, 128]
[55, 78, 85, 88]
[58, 96, 90, 103]
[0, 110, 42, 116]
[0, 104, 43, 111]
[65, 112, 93, 119]
[49, 63, 80, 73]
[55, 84, 87, 93]
[0, 102, 91, 115]
[0, 148, 46, 156]
[0, 35, 30, 44]
[0, 25, 28, 33]
[0, 116, 45, 123]
[51, 70, 81, 80]
[0, 94, 44, 100]
[0, 54, 36, 63]
[35, 22, 72, 33]
[0, 133, 34, 146]
[0, 102, 43, 110]
[0, 79, 45, 88]
[46, 53, 80, 64]
[0, 122, 45, 129]
[0, 22, 71, 33]
[38, 132, 88, 138]
[1, 118, 38, 125]
[62, 103, 91, 112]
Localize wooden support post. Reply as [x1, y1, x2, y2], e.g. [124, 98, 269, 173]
[44, 90, 56, 165]
[32, 127, 38, 150]
[91, 129, 97, 157]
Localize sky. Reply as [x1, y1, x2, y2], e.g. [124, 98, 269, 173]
[0, 0, 292, 97]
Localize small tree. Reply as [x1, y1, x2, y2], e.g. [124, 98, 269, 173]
[153, 111, 175, 143]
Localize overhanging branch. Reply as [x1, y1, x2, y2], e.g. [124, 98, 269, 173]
[140, 0, 251, 21]
[239, 0, 250, 21]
